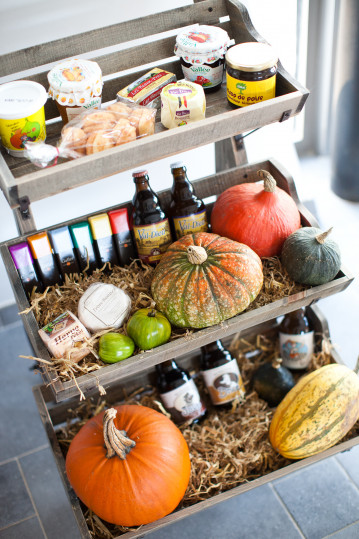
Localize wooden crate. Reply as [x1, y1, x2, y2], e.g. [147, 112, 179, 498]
[33, 304, 359, 539]
[0, 0, 309, 212]
[1, 158, 354, 402]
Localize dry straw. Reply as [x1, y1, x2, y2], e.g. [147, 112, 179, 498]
[21, 257, 307, 391]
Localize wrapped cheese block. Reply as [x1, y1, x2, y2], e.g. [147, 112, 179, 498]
[161, 81, 206, 128]
[78, 282, 131, 333]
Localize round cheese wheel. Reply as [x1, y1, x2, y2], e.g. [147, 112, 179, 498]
[78, 283, 131, 333]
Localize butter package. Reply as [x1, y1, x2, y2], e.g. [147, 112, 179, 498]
[38, 311, 91, 362]
[117, 68, 176, 107]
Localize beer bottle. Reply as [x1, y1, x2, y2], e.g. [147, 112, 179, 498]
[131, 170, 172, 264]
[278, 308, 314, 370]
[168, 162, 208, 239]
[156, 360, 206, 424]
[200, 340, 245, 407]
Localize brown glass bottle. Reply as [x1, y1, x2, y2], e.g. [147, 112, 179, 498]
[168, 162, 208, 239]
[131, 170, 172, 264]
[200, 340, 245, 407]
[278, 308, 314, 370]
[156, 360, 206, 424]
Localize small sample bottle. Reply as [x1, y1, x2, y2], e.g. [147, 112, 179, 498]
[279, 308, 315, 370]
[48, 226, 80, 276]
[9, 242, 42, 296]
[27, 232, 62, 287]
[108, 208, 136, 266]
[156, 360, 206, 424]
[200, 340, 245, 407]
[131, 170, 172, 264]
[168, 162, 208, 239]
[88, 214, 119, 269]
[69, 221, 98, 274]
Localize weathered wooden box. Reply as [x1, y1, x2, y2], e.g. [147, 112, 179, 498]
[1, 159, 354, 402]
[33, 305, 359, 539]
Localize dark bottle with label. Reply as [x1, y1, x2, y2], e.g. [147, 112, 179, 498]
[201, 340, 245, 407]
[156, 360, 206, 424]
[279, 308, 314, 370]
[131, 170, 172, 264]
[168, 162, 208, 240]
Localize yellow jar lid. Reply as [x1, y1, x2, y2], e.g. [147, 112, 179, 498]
[226, 42, 278, 72]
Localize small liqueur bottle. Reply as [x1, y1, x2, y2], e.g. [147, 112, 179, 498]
[108, 208, 136, 266]
[168, 162, 208, 239]
[88, 213, 119, 269]
[131, 170, 172, 264]
[200, 340, 245, 407]
[69, 221, 98, 274]
[27, 232, 62, 287]
[156, 360, 206, 424]
[9, 242, 42, 296]
[48, 226, 80, 276]
[278, 308, 314, 370]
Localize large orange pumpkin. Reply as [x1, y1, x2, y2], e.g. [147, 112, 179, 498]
[66, 405, 191, 526]
[151, 232, 263, 328]
[211, 170, 301, 258]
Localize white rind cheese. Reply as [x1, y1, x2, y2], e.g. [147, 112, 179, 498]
[161, 80, 206, 129]
[78, 282, 132, 333]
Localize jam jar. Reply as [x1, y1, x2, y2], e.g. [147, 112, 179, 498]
[175, 25, 230, 93]
[225, 42, 278, 108]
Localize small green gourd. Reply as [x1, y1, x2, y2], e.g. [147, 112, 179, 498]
[252, 357, 295, 407]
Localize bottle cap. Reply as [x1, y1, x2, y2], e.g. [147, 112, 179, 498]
[170, 161, 184, 170]
[132, 170, 148, 178]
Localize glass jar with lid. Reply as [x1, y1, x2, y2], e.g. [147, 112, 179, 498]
[174, 25, 230, 93]
[225, 42, 278, 108]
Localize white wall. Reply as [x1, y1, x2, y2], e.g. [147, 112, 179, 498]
[0, 0, 299, 307]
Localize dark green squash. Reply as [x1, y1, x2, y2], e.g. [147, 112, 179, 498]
[281, 227, 341, 285]
[252, 358, 295, 407]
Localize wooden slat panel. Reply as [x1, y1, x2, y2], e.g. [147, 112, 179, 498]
[1, 0, 227, 77]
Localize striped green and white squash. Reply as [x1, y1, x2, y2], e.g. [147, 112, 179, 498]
[269, 360, 359, 460]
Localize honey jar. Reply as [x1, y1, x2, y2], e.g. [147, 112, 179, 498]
[225, 42, 278, 108]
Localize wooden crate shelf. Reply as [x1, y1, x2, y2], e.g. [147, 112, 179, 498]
[1, 159, 353, 402]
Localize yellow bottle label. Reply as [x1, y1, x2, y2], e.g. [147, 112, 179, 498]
[226, 73, 276, 107]
[0, 108, 46, 153]
[173, 210, 208, 239]
[133, 219, 172, 263]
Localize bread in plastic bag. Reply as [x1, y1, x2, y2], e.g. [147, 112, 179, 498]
[24, 101, 156, 168]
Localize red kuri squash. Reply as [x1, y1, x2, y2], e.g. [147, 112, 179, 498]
[66, 405, 191, 526]
[151, 232, 263, 328]
[211, 170, 301, 258]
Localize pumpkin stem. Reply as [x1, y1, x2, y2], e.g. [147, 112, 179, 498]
[187, 245, 208, 265]
[103, 408, 136, 460]
[257, 170, 277, 193]
[315, 227, 333, 244]
[354, 356, 359, 375]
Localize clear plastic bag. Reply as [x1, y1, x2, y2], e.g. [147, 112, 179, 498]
[25, 102, 156, 168]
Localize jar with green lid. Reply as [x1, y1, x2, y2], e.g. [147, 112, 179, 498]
[225, 42, 278, 108]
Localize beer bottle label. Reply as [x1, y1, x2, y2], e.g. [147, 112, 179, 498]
[173, 210, 208, 239]
[201, 359, 245, 405]
[279, 331, 314, 369]
[133, 219, 172, 263]
[159, 379, 206, 423]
